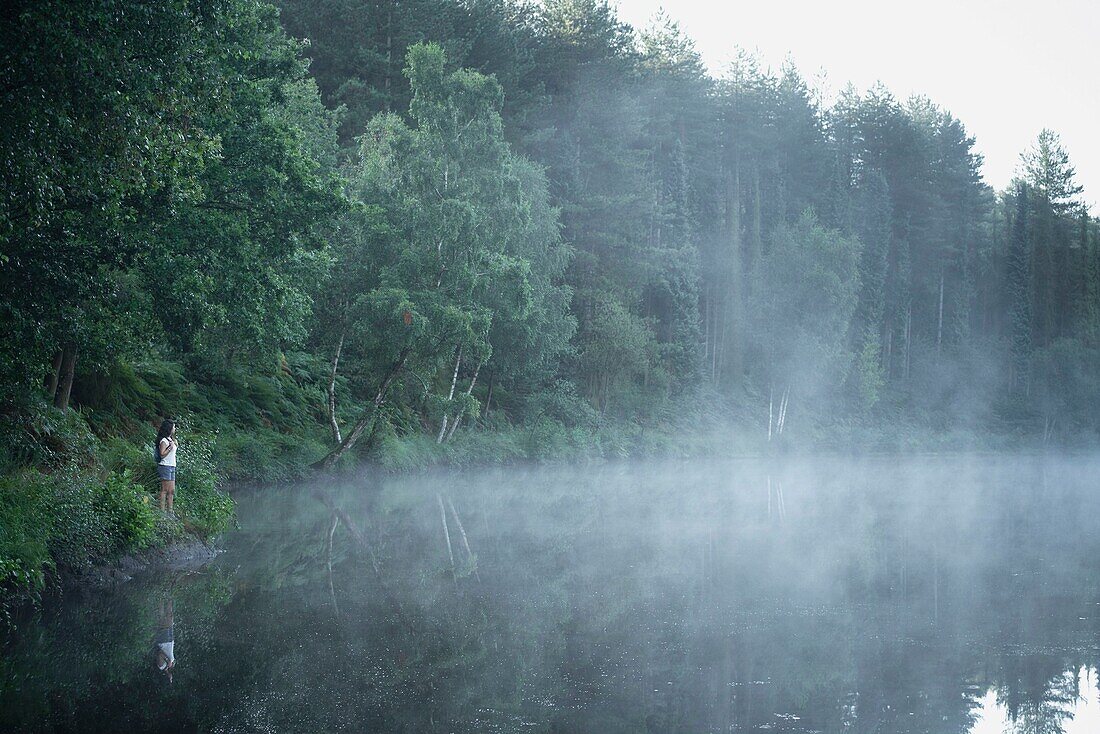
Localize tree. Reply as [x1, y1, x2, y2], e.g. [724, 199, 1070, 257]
[1007, 183, 1033, 392]
[314, 43, 572, 468]
[141, 4, 343, 365]
[0, 0, 223, 397]
[752, 210, 861, 410]
[848, 168, 892, 409]
[1021, 129, 1083, 213]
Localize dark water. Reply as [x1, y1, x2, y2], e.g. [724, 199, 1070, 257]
[3, 455, 1100, 733]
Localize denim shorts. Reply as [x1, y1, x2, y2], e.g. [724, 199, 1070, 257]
[156, 464, 177, 481]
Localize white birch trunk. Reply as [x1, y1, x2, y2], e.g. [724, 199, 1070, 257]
[313, 347, 412, 471]
[437, 346, 462, 444]
[444, 361, 481, 443]
[936, 269, 944, 355]
[776, 385, 790, 436]
[327, 331, 344, 444]
[767, 387, 774, 442]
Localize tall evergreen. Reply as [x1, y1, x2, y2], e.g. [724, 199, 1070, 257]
[1008, 183, 1033, 392]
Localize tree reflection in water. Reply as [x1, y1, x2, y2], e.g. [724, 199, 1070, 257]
[3, 455, 1100, 733]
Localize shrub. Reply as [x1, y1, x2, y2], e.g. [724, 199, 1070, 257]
[0, 396, 101, 472]
[47, 465, 111, 570]
[0, 471, 54, 594]
[104, 427, 234, 540]
[525, 419, 595, 461]
[95, 470, 158, 553]
[171, 429, 234, 539]
[447, 427, 528, 465]
[212, 428, 323, 481]
[374, 429, 443, 472]
[101, 437, 161, 494]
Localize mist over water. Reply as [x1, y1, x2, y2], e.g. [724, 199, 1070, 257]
[4, 454, 1100, 732]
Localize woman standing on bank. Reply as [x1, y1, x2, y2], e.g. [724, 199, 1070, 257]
[155, 419, 178, 513]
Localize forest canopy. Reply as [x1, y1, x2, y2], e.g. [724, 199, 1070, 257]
[3, 0, 1098, 464]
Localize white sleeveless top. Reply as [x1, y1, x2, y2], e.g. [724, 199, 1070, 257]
[158, 438, 177, 467]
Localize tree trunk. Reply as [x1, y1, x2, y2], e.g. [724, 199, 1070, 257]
[437, 346, 462, 444]
[54, 346, 77, 411]
[749, 165, 762, 276]
[723, 157, 744, 386]
[313, 347, 411, 471]
[327, 331, 344, 444]
[936, 268, 945, 355]
[46, 349, 63, 399]
[905, 303, 912, 379]
[444, 361, 481, 442]
[384, 2, 393, 111]
[702, 284, 710, 376]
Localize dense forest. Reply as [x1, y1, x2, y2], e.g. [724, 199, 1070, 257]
[1, 0, 1097, 594]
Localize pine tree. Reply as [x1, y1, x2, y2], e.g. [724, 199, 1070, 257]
[1007, 183, 1032, 392]
[1021, 129, 1084, 213]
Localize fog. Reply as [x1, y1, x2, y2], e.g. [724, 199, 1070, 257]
[615, 0, 1100, 209]
[6, 1, 1100, 732]
[4, 455, 1100, 732]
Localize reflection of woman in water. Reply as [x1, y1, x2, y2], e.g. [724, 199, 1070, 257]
[153, 597, 175, 683]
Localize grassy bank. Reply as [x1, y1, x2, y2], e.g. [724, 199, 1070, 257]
[0, 400, 234, 615]
[0, 352, 1061, 611]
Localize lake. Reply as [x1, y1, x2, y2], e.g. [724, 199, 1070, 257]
[3, 455, 1099, 732]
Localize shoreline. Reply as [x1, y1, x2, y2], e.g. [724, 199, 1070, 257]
[57, 536, 219, 591]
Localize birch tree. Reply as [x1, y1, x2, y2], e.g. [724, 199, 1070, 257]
[314, 43, 570, 467]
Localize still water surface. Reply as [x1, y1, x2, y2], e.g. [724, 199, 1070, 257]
[3, 455, 1100, 732]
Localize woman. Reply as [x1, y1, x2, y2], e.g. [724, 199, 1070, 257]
[152, 596, 176, 683]
[155, 419, 178, 513]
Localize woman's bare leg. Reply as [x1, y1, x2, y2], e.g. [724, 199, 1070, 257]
[160, 479, 169, 512]
[166, 479, 175, 513]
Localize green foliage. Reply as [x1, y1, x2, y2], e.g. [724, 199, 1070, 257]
[522, 420, 598, 462]
[852, 332, 886, 412]
[45, 465, 111, 570]
[170, 428, 235, 540]
[0, 396, 100, 471]
[1021, 129, 1084, 213]
[0, 0, 225, 388]
[1032, 339, 1100, 439]
[1, 0, 342, 403]
[85, 354, 332, 480]
[373, 431, 448, 473]
[753, 210, 862, 407]
[576, 290, 663, 415]
[213, 429, 328, 482]
[94, 470, 158, 553]
[0, 471, 54, 594]
[101, 438, 161, 494]
[316, 42, 575, 462]
[0, 402, 242, 604]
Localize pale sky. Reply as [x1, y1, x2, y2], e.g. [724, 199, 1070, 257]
[614, 0, 1099, 210]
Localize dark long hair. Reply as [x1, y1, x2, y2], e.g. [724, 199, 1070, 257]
[156, 419, 175, 454]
